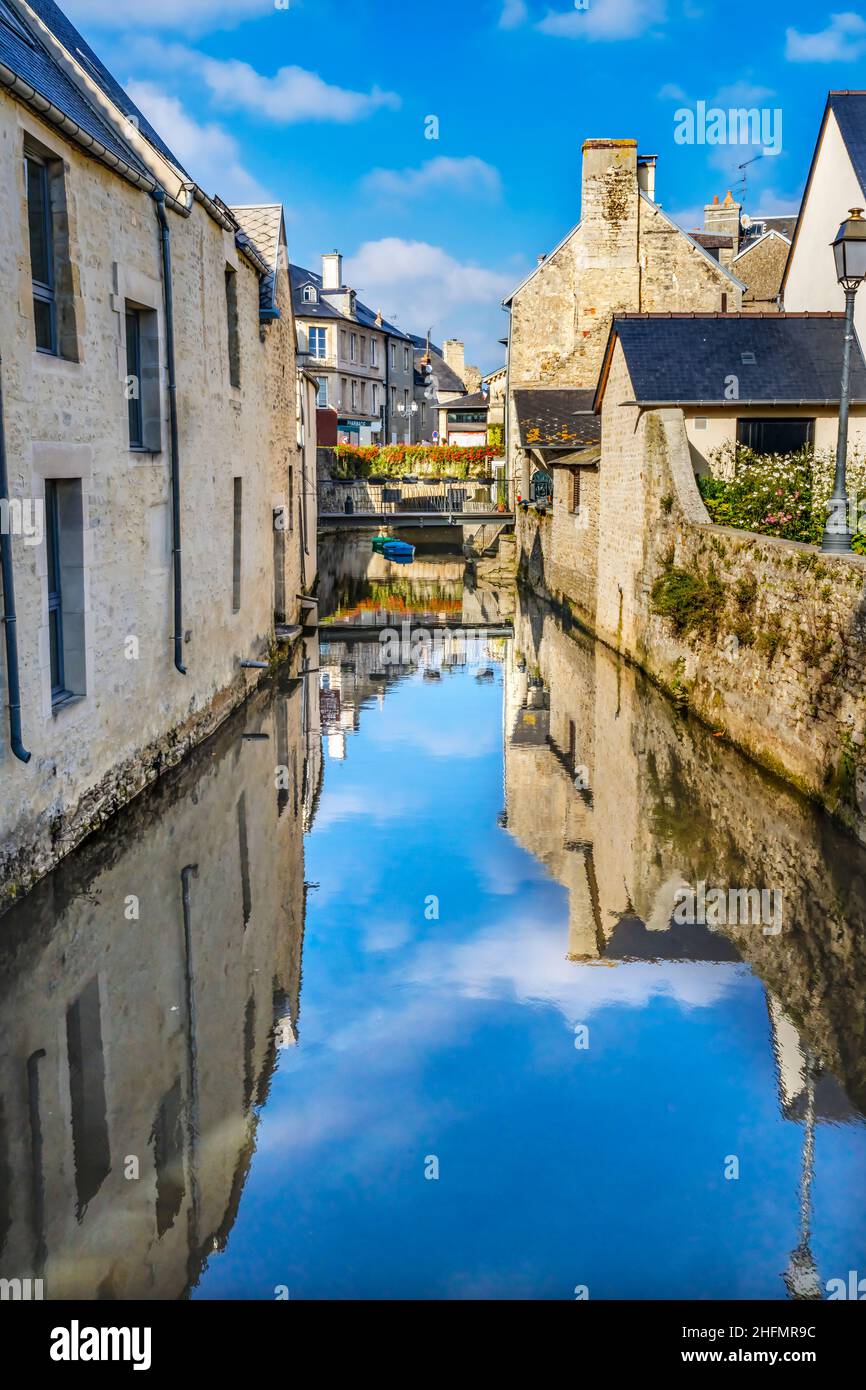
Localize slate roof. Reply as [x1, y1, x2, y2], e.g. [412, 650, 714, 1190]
[446, 391, 488, 412]
[231, 205, 284, 320]
[829, 91, 866, 197]
[595, 312, 866, 409]
[0, 0, 155, 180]
[291, 264, 410, 339]
[9, 0, 189, 176]
[745, 214, 796, 241]
[414, 346, 465, 395]
[514, 389, 601, 449]
[692, 233, 733, 250]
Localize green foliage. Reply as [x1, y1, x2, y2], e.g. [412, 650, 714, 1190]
[696, 442, 866, 555]
[332, 443, 499, 480]
[651, 564, 726, 636]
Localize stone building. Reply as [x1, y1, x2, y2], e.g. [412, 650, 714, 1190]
[410, 334, 476, 443]
[695, 191, 795, 311]
[503, 138, 745, 596]
[292, 253, 415, 445]
[0, 654, 317, 1297]
[0, 0, 312, 910]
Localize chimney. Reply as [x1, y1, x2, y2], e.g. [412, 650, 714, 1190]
[702, 190, 742, 263]
[443, 338, 465, 383]
[637, 153, 657, 203]
[580, 139, 639, 268]
[322, 250, 342, 290]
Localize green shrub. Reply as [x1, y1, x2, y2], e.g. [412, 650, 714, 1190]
[651, 564, 726, 636]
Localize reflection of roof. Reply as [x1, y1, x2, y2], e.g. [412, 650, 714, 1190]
[510, 706, 550, 746]
[596, 312, 866, 407]
[605, 915, 741, 962]
[514, 389, 601, 448]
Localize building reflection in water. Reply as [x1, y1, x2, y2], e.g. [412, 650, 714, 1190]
[0, 642, 321, 1300]
[505, 590, 866, 1297]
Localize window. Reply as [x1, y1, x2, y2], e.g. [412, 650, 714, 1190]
[45, 479, 85, 705]
[302, 284, 317, 302]
[359, 336, 367, 365]
[390, 386, 397, 413]
[372, 384, 379, 413]
[232, 478, 243, 612]
[404, 346, 410, 371]
[449, 411, 486, 424]
[124, 304, 161, 451]
[370, 339, 377, 367]
[308, 326, 327, 359]
[126, 308, 143, 448]
[316, 377, 328, 407]
[26, 156, 56, 354]
[390, 342, 397, 369]
[340, 377, 347, 406]
[736, 417, 814, 455]
[225, 267, 240, 388]
[350, 333, 357, 362]
[351, 380, 358, 408]
[340, 330, 347, 359]
[403, 388, 410, 411]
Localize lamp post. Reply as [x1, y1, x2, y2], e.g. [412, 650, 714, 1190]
[397, 398, 419, 444]
[823, 207, 866, 553]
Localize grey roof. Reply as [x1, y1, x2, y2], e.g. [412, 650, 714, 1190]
[446, 391, 488, 412]
[290, 263, 410, 339]
[0, 0, 156, 179]
[231, 205, 284, 320]
[414, 345, 465, 395]
[596, 312, 866, 408]
[514, 389, 600, 448]
[744, 214, 796, 241]
[829, 91, 866, 197]
[15, 0, 189, 176]
[409, 332, 443, 355]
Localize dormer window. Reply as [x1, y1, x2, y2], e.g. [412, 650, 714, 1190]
[303, 284, 317, 303]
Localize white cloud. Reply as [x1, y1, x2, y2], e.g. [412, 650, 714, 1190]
[785, 12, 866, 62]
[538, 0, 665, 41]
[125, 80, 270, 202]
[197, 57, 401, 124]
[63, 0, 272, 33]
[361, 156, 502, 202]
[124, 39, 400, 125]
[344, 238, 517, 369]
[658, 82, 687, 100]
[499, 0, 529, 27]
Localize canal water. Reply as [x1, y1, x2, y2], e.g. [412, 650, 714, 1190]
[1, 535, 865, 1300]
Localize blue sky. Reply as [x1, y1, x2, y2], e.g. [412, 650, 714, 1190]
[63, 0, 866, 369]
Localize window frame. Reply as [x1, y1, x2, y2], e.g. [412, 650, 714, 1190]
[45, 479, 66, 702]
[125, 306, 144, 449]
[26, 154, 57, 355]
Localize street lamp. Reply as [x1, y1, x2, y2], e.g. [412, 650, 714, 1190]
[397, 398, 419, 443]
[823, 207, 866, 553]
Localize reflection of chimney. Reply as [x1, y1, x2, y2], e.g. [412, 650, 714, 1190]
[322, 250, 342, 290]
[637, 153, 657, 203]
[443, 338, 465, 383]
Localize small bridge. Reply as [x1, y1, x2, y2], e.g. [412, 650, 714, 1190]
[318, 479, 514, 530]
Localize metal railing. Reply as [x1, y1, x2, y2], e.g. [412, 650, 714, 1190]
[319, 478, 514, 516]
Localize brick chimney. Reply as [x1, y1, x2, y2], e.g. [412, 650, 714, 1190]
[443, 338, 466, 383]
[322, 250, 343, 290]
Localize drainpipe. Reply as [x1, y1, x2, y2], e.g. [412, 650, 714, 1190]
[0, 355, 31, 762]
[153, 189, 187, 675]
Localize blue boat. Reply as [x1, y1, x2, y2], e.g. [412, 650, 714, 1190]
[382, 539, 415, 561]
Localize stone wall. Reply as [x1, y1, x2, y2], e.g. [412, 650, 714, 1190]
[594, 339, 866, 842]
[0, 89, 307, 910]
[505, 592, 866, 1112]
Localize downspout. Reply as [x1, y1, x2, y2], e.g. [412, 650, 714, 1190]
[0, 354, 31, 762]
[153, 189, 187, 675]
